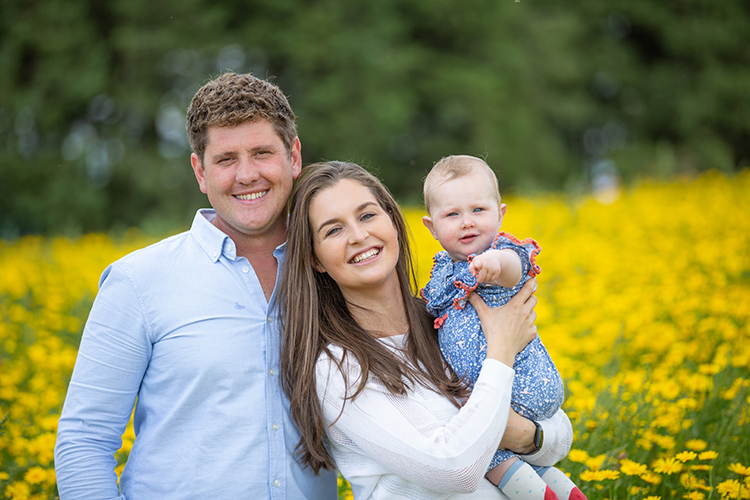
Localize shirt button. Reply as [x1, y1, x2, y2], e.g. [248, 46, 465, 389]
[274, 480, 281, 487]
[267, 317, 272, 323]
[241, 266, 249, 273]
[272, 423, 279, 430]
[269, 369, 275, 376]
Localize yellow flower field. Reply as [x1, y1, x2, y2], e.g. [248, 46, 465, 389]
[2, 170, 749, 500]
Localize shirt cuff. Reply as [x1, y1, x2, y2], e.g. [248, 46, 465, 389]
[478, 358, 515, 386]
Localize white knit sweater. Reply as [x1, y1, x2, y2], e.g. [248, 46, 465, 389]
[315, 334, 573, 500]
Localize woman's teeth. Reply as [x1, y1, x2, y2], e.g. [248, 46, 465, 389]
[351, 248, 379, 263]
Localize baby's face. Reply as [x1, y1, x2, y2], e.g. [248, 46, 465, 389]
[424, 170, 503, 261]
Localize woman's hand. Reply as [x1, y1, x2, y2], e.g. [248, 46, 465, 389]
[467, 278, 537, 367]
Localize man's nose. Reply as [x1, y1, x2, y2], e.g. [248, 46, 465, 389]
[236, 157, 261, 183]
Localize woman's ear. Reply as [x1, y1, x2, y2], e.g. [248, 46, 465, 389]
[312, 258, 326, 274]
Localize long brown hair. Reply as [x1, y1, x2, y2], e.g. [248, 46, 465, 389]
[278, 161, 468, 474]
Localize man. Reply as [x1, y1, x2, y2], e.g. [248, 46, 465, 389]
[54, 73, 337, 499]
[55, 72, 571, 499]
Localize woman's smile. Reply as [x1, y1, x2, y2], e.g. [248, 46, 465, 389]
[349, 246, 381, 264]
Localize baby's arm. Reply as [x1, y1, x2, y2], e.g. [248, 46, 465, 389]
[469, 249, 523, 287]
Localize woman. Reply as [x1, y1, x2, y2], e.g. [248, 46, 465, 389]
[279, 161, 572, 499]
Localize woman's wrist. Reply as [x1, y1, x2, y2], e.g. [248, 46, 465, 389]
[499, 411, 537, 454]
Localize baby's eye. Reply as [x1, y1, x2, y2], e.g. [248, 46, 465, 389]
[447, 212, 459, 217]
[473, 207, 485, 213]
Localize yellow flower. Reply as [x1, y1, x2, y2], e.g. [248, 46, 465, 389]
[568, 449, 590, 463]
[699, 451, 719, 460]
[643, 496, 662, 500]
[653, 457, 684, 475]
[584, 454, 607, 472]
[728, 463, 750, 476]
[579, 469, 620, 482]
[4, 481, 31, 499]
[23, 466, 47, 484]
[685, 439, 708, 451]
[641, 471, 663, 485]
[619, 459, 648, 476]
[717, 479, 743, 499]
[676, 451, 698, 462]
[683, 492, 705, 500]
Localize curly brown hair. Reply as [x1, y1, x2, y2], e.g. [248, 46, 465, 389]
[186, 72, 297, 161]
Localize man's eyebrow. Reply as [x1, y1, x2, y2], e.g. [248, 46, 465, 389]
[316, 201, 378, 233]
[209, 144, 277, 161]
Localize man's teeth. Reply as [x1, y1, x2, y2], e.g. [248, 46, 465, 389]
[351, 249, 379, 263]
[236, 191, 268, 200]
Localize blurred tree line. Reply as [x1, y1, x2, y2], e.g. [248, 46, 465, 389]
[1, 0, 748, 236]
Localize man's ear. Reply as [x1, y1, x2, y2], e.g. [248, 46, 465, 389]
[422, 216, 438, 240]
[290, 137, 302, 179]
[191, 153, 208, 194]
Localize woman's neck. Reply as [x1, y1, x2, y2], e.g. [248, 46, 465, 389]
[342, 281, 409, 338]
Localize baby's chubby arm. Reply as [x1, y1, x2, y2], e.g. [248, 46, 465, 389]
[469, 249, 523, 287]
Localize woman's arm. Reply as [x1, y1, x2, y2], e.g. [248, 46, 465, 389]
[317, 351, 514, 494]
[469, 279, 574, 466]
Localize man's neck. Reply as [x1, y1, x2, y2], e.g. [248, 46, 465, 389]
[216, 221, 287, 302]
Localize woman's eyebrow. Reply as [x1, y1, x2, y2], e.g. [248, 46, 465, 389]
[316, 201, 378, 233]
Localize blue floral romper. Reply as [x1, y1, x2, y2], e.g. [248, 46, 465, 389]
[421, 232, 564, 469]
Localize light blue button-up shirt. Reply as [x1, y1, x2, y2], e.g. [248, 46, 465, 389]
[55, 209, 336, 499]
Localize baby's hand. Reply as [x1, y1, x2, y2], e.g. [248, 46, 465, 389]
[469, 250, 504, 284]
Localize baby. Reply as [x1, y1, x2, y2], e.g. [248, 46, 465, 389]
[420, 155, 585, 500]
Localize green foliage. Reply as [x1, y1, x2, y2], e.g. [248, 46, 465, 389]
[1, 0, 748, 235]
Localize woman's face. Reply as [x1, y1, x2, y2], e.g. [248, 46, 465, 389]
[308, 179, 400, 296]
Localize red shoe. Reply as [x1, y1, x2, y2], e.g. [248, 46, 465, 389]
[568, 487, 588, 500]
[544, 486, 560, 500]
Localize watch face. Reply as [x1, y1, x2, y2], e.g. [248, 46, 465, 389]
[533, 422, 543, 449]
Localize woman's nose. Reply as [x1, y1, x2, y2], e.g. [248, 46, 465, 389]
[348, 224, 368, 243]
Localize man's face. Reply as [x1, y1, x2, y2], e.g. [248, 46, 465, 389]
[191, 119, 301, 244]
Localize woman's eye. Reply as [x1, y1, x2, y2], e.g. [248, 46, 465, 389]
[325, 227, 340, 237]
[361, 212, 375, 221]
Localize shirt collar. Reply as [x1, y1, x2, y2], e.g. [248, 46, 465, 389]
[190, 209, 288, 263]
[190, 209, 235, 262]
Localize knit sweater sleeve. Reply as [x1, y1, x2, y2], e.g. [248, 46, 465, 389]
[316, 350, 515, 494]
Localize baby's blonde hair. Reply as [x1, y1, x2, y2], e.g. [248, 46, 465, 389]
[423, 155, 501, 214]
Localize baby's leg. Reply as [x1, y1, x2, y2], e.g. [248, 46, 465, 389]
[486, 453, 559, 500]
[536, 467, 587, 500]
